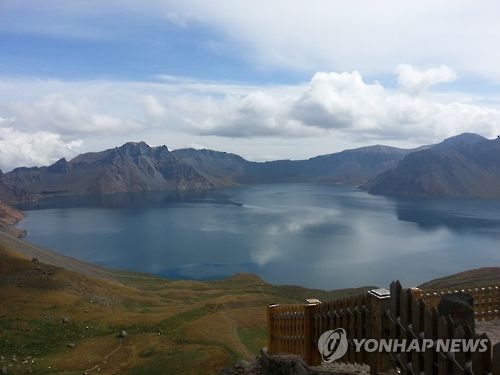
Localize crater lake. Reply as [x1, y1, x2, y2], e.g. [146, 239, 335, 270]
[18, 183, 500, 289]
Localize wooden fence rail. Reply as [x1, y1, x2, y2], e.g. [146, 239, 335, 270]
[267, 281, 500, 374]
[267, 303, 306, 359]
[388, 281, 500, 374]
[421, 285, 500, 321]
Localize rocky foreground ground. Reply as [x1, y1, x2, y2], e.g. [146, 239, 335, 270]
[219, 349, 389, 375]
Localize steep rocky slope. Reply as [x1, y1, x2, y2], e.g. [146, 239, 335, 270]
[4, 142, 212, 198]
[0, 171, 28, 236]
[4, 141, 412, 201]
[364, 134, 500, 197]
[7, 133, 500, 200]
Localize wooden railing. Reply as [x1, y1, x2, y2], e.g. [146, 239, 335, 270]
[268, 292, 388, 368]
[267, 281, 500, 374]
[388, 281, 500, 374]
[421, 285, 500, 321]
[311, 294, 370, 366]
[267, 303, 306, 359]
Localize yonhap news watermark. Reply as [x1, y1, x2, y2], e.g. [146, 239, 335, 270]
[318, 328, 489, 363]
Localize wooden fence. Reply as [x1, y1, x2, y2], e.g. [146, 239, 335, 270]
[421, 285, 500, 321]
[388, 281, 500, 374]
[311, 294, 370, 366]
[267, 303, 306, 359]
[267, 281, 500, 374]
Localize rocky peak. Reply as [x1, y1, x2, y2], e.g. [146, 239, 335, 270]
[152, 145, 170, 158]
[47, 158, 70, 174]
[116, 142, 152, 158]
[435, 132, 486, 151]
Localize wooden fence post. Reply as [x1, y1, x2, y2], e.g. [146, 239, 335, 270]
[493, 342, 500, 375]
[368, 288, 392, 375]
[267, 304, 278, 353]
[304, 300, 321, 366]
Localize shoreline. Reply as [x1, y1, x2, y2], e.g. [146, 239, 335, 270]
[2, 217, 500, 297]
[5, 190, 500, 291]
[0, 229, 158, 283]
[0, 221, 27, 238]
[0, 201, 27, 238]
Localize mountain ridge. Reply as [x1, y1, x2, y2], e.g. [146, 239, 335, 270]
[4, 133, 500, 202]
[3, 141, 413, 201]
[364, 133, 500, 197]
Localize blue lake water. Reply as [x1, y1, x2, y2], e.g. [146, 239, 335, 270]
[18, 183, 500, 289]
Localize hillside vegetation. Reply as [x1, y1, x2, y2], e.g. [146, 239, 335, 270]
[0, 233, 369, 375]
[419, 267, 500, 290]
[1, 230, 498, 374]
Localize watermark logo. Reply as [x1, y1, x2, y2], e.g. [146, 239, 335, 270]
[317, 328, 348, 362]
[317, 328, 489, 363]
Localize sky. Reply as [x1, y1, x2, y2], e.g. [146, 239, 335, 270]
[1, 0, 500, 171]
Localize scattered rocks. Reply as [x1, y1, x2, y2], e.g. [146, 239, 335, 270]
[220, 349, 310, 375]
[220, 349, 374, 375]
[118, 330, 127, 339]
[258, 350, 310, 375]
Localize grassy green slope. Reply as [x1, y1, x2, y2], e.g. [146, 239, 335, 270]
[0, 235, 369, 375]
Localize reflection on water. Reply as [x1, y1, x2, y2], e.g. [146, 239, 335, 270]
[393, 197, 500, 237]
[16, 189, 241, 210]
[19, 184, 500, 289]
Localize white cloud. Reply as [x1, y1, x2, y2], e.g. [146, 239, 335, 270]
[141, 95, 167, 119]
[150, 70, 500, 142]
[3, 1, 500, 79]
[164, 12, 189, 28]
[162, 0, 500, 80]
[1, 67, 500, 169]
[0, 128, 82, 171]
[395, 65, 458, 94]
[291, 72, 386, 130]
[2, 93, 143, 136]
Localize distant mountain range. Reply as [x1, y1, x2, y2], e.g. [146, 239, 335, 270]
[363, 133, 500, 197]
[2, 133, 500, 208]
[1, 141, 413, 200]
